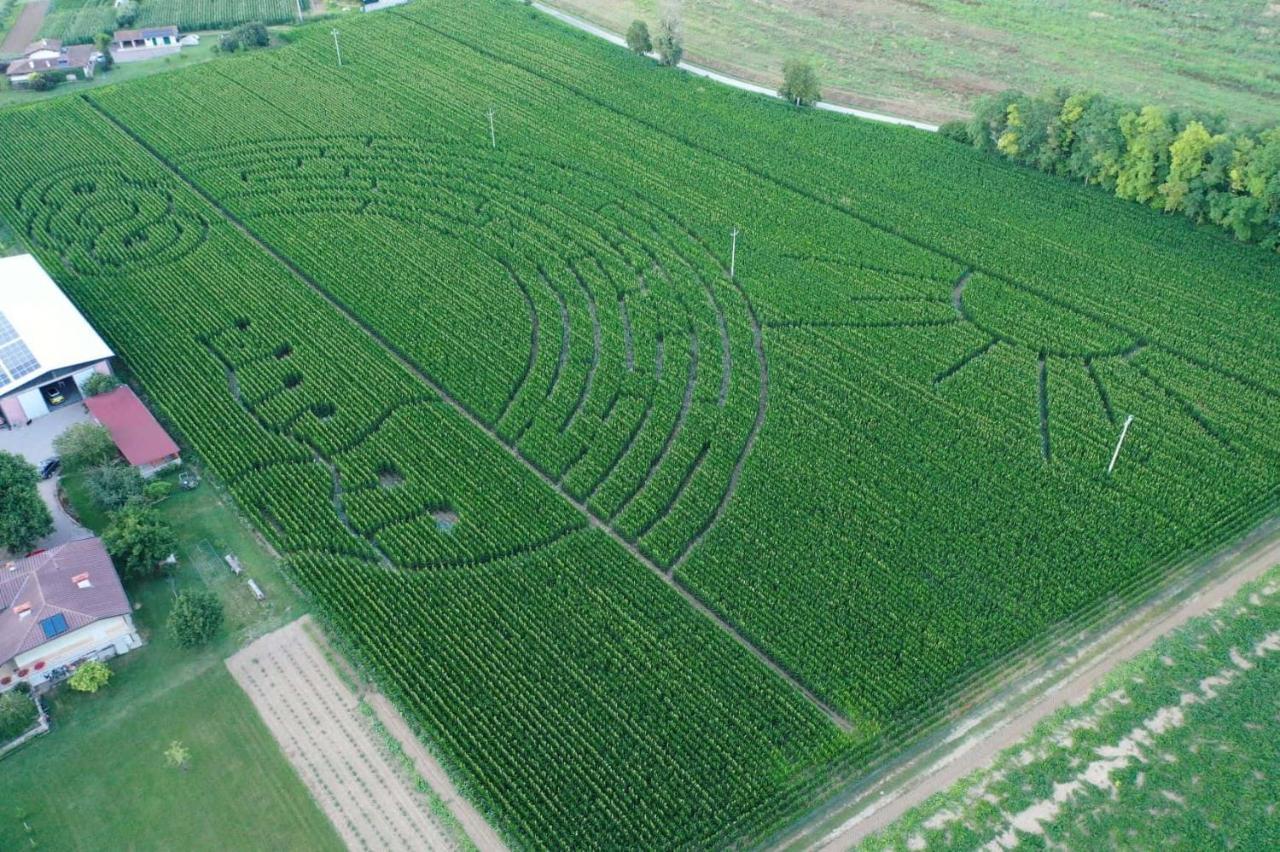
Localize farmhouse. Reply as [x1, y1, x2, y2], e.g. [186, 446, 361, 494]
[0, 538, 141, 693]
[0, 255, 114, 428]
[4, 39, 101, 87]
[84, 386, 181, 476]
[111, 26, 182, 63]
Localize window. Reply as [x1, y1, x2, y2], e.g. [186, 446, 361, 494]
[40, 613, 68, 639]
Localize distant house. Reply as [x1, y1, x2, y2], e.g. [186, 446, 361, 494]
[84, 386, 181, 477]
[0, 538, 141, 693]
[4, 39, 101, 87]
[0, 255, 114, 427]
[111, 26, 182, 63]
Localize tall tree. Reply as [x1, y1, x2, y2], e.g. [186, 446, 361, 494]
[779, 59, 821, 106]
[0, 452, 52, 555]
[625, 20, 651, 55]
[1116, 105, 1177, 206]
[102, 504, 177, 580]
[654, 8, 684, 67]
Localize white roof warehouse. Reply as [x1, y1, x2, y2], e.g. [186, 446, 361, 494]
[0, 254, 114, 426]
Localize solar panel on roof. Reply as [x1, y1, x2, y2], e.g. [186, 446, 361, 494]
[40, 612, 68, 639]
[0, 312, 17, 346]
[0, 340, 39, 382]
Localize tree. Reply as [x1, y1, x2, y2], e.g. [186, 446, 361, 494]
[0, 452, 53, 555]
[86, 461, 144, 510]
[778, 59, 821, 107]
[93, 31, 114, 71]
[654, 8, 683, 67]
[102, 504, 176, 580]
[28, 72, 59, 92]
[1116, 105, 1176, 206]
[168, 590, 225, 648]
[220, 21, 270, 53]
[114, 0, 138, 27]
[68, 660, 111, 693]
[81, 372, 121, 397]
[164, 740, 191, 770]
[625, 20, 651, 55]
[53, 422, 118, 472]
[0, 687, 38, 741]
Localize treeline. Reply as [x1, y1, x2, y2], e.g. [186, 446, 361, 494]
[941, 90, 1280, 250]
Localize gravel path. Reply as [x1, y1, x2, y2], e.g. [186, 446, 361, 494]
[780, 522, 1280, 849]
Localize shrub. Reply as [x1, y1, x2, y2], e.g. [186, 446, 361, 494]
[143, 479, 174, 503]
[220, 21, 270, 53]
[168, 590, 225, 648]
[81, 372, 122, 397]
[86, 461, 144, 510]
[54, 422, 118, 471]
[0, 688, 38, 741]
[68, 660, 111, 693]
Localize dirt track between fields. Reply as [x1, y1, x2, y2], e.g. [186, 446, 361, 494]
[228, 616, 503, 851]
[1, 1, 49, 56]
[782, 523, 1280, 849]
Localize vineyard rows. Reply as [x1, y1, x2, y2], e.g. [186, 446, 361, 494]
[0, 0, 1276, 846]
[38, 0, 296, 46]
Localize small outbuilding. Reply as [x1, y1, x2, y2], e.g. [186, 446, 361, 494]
[84, 386, 181, 477]
[0, 255, 114, 428]
[111, 26, 182, 63]
[0, 537, 141, 692]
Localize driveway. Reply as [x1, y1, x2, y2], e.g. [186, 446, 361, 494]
[0, 405, 96, 552]
[0, 403, 92, 465]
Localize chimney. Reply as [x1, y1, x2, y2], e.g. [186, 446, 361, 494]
[14, 602, 31, 618]
[72, 572, 92, 589]
[5, 561, 14, 572]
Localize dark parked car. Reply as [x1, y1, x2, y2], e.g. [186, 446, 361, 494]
[37, 456, 60, 480]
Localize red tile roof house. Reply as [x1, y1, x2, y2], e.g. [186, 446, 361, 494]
[0, 538, 141, 693]
[4, 39, 102, 87]
[84, 386, 181, 477]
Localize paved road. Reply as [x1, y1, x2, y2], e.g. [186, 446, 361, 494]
[531, 2, 939, 132]
[36, 476, 92, 549]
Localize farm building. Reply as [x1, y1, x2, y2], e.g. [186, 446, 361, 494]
[4, 39, 101, 87]
[0, 538, 141, 693]
[111, 26, 182, 63]
[84, 386, 181, 476]
[0, 255, 114, 428]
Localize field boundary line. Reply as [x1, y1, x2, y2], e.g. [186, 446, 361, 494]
[80, 94, 854, 734]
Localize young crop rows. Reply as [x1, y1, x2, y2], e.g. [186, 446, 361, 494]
[0, 0, 1276, 846]
[38, 0, 296, 45]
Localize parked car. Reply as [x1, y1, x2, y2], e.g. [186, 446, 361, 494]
[42, 383, 66, 406]
[37, 456, 60, 480]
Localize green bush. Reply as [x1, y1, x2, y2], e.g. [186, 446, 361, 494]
[168, 590, 224, 648]
[68, 660, 111, 693]
[0, 687, 38, 741]
[54, 422, 118, 472]
[86, 461, 145, 510]
[103, 504, 176, 581]
[82, 372, 122, 397]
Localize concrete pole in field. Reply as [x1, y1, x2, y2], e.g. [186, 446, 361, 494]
[330, 29, 342, 67]
[486, 107, 496, 149]
[729, 226, 739, 278]
[1107, 414, 1134, 475]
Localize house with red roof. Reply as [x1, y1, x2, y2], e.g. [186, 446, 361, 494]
[0, 538, 141, 692]
[84, 386, 181, 477]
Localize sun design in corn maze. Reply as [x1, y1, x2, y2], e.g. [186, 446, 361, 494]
[14, 164, 209, 274]
[174, 134, 766, 570]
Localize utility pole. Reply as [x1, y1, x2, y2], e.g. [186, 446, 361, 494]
[330, 28, 342, 67]
[486, 107, 496, 149]
[729, 226, 739, 279]
[1107, 414, 1134, 475]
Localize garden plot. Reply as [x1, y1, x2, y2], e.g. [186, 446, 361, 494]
[227, 617, 469, 852]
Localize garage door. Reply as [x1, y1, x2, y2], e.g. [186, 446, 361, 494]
[17, 388, 48, 420]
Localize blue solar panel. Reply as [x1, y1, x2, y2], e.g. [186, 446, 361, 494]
[40, 613, 68, 639]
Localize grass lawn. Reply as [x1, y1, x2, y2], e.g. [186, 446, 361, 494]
[0, 470, 342, 851]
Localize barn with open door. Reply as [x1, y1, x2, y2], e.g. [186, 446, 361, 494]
[0, 255, 114, 428]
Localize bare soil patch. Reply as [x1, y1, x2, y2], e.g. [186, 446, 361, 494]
[228, 617, 486, 851]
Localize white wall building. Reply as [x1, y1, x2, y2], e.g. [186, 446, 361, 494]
[111, 26, 182, 63]
[0, 255, 114, 428]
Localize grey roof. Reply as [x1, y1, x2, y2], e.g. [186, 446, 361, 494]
[0, 538, 130, 663]
[113, 25, 179, 42]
